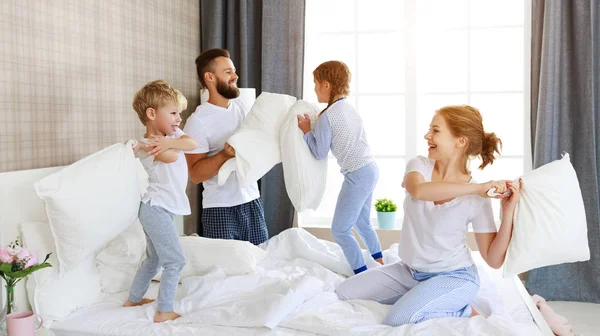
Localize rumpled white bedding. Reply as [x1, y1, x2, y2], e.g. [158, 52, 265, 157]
[51, 229, 540, 336]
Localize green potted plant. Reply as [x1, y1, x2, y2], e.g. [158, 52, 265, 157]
[374, 198, 397, 229]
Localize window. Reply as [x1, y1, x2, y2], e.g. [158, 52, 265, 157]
[300, 0, 531, 228]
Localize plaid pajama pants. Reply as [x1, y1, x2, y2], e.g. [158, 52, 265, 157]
[201, 198, 268, 245]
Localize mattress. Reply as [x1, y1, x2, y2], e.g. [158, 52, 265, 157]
[50, 230, 541, 336]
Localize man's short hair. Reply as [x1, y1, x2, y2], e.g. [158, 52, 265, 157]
[195, 48, 231, 89]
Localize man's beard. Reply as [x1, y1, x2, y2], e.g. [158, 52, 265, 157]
[216, 78, 240, 99]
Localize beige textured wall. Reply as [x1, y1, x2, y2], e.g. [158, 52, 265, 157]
[0, 0, 201, 233]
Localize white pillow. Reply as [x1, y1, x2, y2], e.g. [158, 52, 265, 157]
[34, 142, 142, 274]
[21, 222, 103, 326]
[218, 92, 297, 187]
[96, 158, 149, 294]
[153, 236, 267, 282]
[503, 153, 590, 277]
[280, 101, 327, 212]
[96, 221, 146, 294]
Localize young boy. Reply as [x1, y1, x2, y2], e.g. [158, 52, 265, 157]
[122, 80, 197, 323]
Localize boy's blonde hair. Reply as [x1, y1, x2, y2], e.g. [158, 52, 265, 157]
[132, 80, 188, 125]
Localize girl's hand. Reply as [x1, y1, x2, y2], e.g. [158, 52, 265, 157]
[146, 135, 172, 157]
[501, 178, 524, 211]
[479, 180, 511, 198]
[297, 114, 312, 134]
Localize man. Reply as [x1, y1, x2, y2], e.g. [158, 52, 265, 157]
[184, 48, 268, 245]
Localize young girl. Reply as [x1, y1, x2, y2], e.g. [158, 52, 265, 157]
[335, 105, 524, 326]
[297, 60, 383, 274]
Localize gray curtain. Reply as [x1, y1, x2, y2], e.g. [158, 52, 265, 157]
[198, 0, 305, 237]
[526, 0, 600, 302]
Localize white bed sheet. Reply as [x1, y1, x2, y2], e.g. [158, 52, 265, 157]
[50, 229, 541, 336]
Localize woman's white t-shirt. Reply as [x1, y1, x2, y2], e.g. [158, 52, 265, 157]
[399, 156, 497, 273]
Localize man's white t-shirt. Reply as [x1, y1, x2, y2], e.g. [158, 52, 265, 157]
[399, 156, 497, 273]
[183, 99, 260, 208]
[138, 128, 191, 215]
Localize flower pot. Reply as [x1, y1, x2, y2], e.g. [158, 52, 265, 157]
[377, 211, 396, 229]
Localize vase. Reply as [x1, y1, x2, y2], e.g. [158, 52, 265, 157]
[0, 285, 17, 327]
[377, 211, 396, 229]
[5, 286, 17, 315]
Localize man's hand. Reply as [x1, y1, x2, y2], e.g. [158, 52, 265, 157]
[297, 114, 312, 134]
[223, 142, 236, 158]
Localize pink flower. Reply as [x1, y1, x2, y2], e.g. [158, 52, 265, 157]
[24, 253, 38, 269]
[0, 248, 13, 263]
[17, 247, 31, 260]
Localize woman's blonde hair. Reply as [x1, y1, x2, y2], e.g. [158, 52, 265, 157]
[436, 105, 502, 173]
[313, 61, 351, 113]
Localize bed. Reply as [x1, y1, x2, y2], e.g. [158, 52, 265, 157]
[0, 166, 553, 336]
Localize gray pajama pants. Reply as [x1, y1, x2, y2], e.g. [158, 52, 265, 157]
[128, 201, 185, 312]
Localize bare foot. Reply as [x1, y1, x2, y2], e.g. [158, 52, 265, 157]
[122, 298, 155, 307]
[375, 257, 384, 265]
[154, 311, 181, 323]
[470, 308, 480, 317]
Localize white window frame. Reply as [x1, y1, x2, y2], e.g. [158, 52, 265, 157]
[300, 0, 532, 229]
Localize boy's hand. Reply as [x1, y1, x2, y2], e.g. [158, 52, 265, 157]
[147, 135, 172, 157]
[223, 142, 236, 158]
[132, 142, 141, 155]
[126, 140, 144, 155]
[138, 143, 151, 154]
[297, 114, 311, 134]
